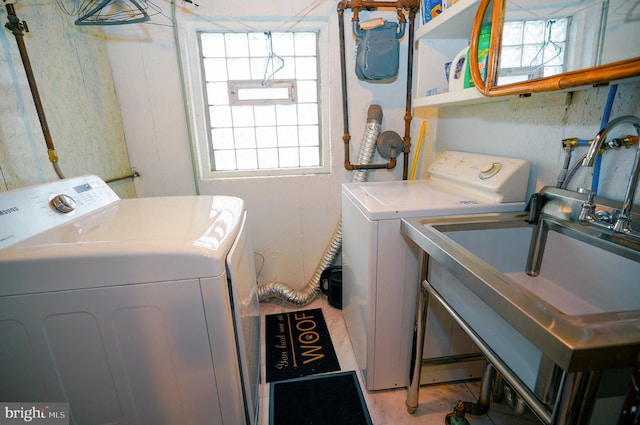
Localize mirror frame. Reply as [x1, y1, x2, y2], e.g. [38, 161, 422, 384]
[469, 0, 640, 96]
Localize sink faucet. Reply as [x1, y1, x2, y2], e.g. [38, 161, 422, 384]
[582, 115, 640, 234]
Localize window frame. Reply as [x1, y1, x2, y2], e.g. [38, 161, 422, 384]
[180, 17, 331, 179]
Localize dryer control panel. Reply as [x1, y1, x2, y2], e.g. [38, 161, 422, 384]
[0, 175, 119, 249]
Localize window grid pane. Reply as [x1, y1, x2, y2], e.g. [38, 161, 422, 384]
[201, 31, 321, 172]
[499, 18, 568, 84]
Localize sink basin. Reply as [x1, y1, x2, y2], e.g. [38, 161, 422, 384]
[402, 211, 640, 375]
[401, 188, 640, 423]
[401, 188, 640, 425]
[442, 215, 640, 318]
[401, 184, 640, 424]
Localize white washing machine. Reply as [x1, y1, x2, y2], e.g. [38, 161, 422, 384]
[0, 175, 260, 425]
[342, 150, 530, 391]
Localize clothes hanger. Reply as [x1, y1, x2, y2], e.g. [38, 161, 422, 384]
[74, 0, 152, 25]
[262, 31, 285, 85]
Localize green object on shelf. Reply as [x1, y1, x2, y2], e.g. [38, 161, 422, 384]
[464, 22, 491, 89]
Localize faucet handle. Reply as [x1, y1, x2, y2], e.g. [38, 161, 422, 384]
[578, 188, 595, 223]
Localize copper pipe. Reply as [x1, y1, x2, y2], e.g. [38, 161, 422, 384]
[338, 2, 392, 170]
[345, 0, 418, 9]
[104, 171, 140, 184]
[5, 3, 64, 179]
[338, 0, 419, 172]
[401, 6, 417, 180]
[338, 2, 353, 170]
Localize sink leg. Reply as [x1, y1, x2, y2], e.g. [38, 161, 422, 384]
[552, 370, 602, 425]
[406, 252, 429, 414]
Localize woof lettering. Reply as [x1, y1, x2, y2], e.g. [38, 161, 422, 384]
[265, 308, 339, 382]
[294, 311, 325, 364]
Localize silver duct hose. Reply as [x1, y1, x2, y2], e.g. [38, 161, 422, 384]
[257, 105, 383, 305]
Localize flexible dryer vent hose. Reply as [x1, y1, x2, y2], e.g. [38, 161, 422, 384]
[257, 105, 383, 306]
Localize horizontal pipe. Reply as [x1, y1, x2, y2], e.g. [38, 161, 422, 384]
[344, 159, 397, 170]
[344, 0, 418, 10]
[105, 171, 140, 184]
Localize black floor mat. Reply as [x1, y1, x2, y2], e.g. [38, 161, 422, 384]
[265, 308, 340, 382]
[269, 371, 373, 425]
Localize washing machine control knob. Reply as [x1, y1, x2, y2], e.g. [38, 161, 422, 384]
[479, 162, 502, 179]
[50, 194, 77, 213]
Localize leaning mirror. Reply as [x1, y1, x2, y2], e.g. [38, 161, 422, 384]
[470, 0, 640, 96]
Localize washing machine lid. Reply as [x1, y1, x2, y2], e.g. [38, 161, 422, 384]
[342, 179, 525, 220]
[0, 176, 245, 296]
[342, 150, 530, 220]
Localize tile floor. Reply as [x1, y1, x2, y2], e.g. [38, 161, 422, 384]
[259, 297, 543, 425]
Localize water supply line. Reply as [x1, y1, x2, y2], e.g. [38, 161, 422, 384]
[591, 83, 617, 194]
[558, 84, 617, 190]
[257, 105, 383, 306]
[556, 84, 631, 190]
[4, 0, 64, 179]
[558, 134, 639, 189]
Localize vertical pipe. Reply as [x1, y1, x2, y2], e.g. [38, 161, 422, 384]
[4, 4, 64, 179]
[470, 361, 496, 413]
[402, 7, 416, 180]
[337, 2, 352, 171]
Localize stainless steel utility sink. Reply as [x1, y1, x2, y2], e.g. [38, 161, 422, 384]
[402, 187, 640, 424]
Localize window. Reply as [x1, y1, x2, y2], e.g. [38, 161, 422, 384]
[196, 30, 326, 177]
[498, 18, 569, 85]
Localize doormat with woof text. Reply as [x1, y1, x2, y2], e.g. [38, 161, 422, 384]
[265, 308, 340, 382]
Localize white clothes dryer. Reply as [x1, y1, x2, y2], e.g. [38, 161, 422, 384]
[0, 175, 260, 425]
[342, 150, 530, 391]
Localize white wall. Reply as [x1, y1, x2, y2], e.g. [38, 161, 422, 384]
[0, 0, 134, 198]
[106, 0, 640, 291]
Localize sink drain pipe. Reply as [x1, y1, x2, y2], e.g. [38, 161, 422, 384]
[257, 105, 383, 306]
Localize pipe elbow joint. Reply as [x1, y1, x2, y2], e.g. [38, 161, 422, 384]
[387, 158, 397, 169]
[562, 138, 579, 150]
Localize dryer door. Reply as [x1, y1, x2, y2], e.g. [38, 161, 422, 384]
[226, 211, 261, 425]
